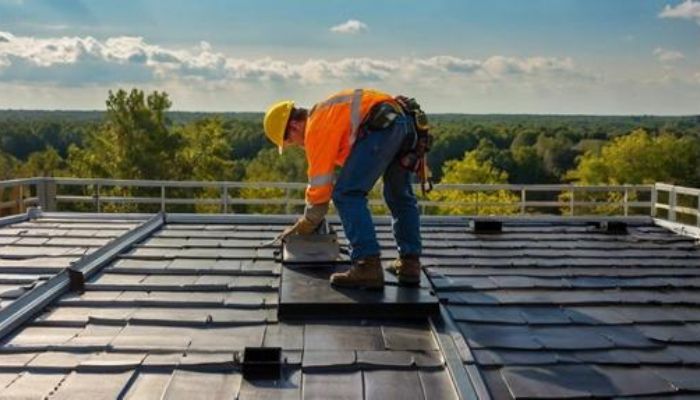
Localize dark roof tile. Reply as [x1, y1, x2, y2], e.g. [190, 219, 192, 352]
[161, 370, 241, 400]
[303, 323, 384, 351]
[302, 351, 356, 371]
[418, 369, 460, 400]
[302, 372, 362, 400]
[364, 369, 424, 400]
[458, 324, 542, 350]
[381, 323, 438, 351]
[501, 365, 598, 398]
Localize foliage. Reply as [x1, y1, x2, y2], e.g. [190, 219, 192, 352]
[429, 151, 518, 215]
[68, 89, 180, 180]
[0, 151, 17, 180]
[2, 90, 700, 215]
[567, 129, 700, 186]
[563, 129, 700, 215]
[240, 147, 307, 213]
[17, 147, 65, 177]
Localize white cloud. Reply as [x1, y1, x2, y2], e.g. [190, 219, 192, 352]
[659, 0, 700, 24]
[0, 30, 637, 113]
[330, 19, 368, 34]
[653, 47, 686, 62]
[0, 31, 585, 87]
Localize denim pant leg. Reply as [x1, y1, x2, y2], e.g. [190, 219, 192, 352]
[383, 158, 422, 257]
[333, 117, 410, 261]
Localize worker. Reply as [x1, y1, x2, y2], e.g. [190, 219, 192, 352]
[262, 89, 422, 289]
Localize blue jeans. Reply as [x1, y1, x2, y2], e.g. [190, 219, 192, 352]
[333, 114, 422, 261]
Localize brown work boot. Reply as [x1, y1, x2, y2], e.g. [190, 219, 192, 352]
[386, 254, 421, 285]
[330, 255, 384, 289]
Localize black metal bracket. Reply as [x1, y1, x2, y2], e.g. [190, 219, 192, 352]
[67, 268, 85, 293]
[472, 219, 503, 234]
[242, 347, 282, 380]
[598, 221, 628, 235]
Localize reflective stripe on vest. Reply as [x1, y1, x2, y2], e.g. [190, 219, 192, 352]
[308, 173, 334, 187]
[317, 93, 354, 108]
[348, 89, 363, 148]
[313, 89, 364, 148]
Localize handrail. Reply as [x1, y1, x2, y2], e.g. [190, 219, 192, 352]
[653, 183, 700, 228]
[0, 177, 677, 218]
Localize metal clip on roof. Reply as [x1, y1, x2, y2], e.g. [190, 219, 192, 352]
[242, 347, 282, 380]
[472, 219, 503, 234]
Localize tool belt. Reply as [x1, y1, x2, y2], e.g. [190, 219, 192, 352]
[395, 96, 434, 195]
[361, 97, 434, 195]
[364, 102, 402, 131]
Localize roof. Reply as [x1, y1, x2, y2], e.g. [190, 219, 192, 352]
[427, 220, 700, 399]
[0, 216, 143, 309]
[0, 214, 459, 399]
[0, 212, 699, 399]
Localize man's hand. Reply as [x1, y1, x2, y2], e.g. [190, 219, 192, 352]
[280, 216, 318, 239]
[278, 202, 329, 241]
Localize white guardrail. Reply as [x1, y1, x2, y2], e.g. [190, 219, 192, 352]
[0, 177, 697, 225]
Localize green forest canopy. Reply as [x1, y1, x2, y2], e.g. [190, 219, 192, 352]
[1, 88, 699, 192]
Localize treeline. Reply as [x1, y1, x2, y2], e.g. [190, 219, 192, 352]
[1, 89, 699, 213]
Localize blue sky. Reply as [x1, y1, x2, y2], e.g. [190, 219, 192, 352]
[0, 0, 699, 114]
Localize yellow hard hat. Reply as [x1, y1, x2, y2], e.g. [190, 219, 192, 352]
[263, 100, 294, 154]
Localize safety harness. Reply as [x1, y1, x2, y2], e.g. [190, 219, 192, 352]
[394, 96, 434, 195]
[358, 94, 435, 195]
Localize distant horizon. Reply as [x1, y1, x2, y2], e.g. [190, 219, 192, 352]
[1, 1, 700, 114]
[1, 108, 698, 118]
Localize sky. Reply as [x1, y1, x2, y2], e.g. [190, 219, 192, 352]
[0, 0, 699, 114]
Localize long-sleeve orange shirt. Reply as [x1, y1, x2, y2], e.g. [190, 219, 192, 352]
[304, 88, 398, 205]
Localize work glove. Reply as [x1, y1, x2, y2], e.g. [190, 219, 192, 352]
[279, 202, 329, 240]
[281, 216, 319, 239]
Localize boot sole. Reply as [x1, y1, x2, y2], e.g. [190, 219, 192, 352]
[330, 281, 384, 290]
[385, 267, 420, 285]
[397, 277, 420, 286]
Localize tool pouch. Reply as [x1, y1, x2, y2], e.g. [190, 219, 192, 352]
[394, 95, 434, 194]
[394, 96, 432, 171]
[364, 102, 401, 131]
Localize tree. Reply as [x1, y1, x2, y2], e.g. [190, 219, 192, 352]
[510, 146, 553, 184]
[17, 147, 65, 177]
[565, 129, 700, 215]
[428, 151, 518, 215]
[567, 129, 700, 186]
[177, 118, 243, 181]
[0, 151, 17, 180]
[176, 118, 245, 212]
[240, 147, 307, 213]
[427, 124, 479, 181]
[67, 89, 181, 212]
[68, 89, 181, 180]
[535, 134, 577, 179]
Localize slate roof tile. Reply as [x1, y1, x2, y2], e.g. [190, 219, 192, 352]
[2, 214, 698, 398]
[428, 218, 700, 398]
[302, 371, 363, 400]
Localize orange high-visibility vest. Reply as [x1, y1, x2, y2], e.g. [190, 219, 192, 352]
[304, 88, 399, 205]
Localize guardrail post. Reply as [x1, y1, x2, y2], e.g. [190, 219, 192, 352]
[696, 192, 700, 228]
[94, 184, 102, 213]
[669, 186, 677, 222]
[520, 188, 526, 215]
[160, 185, 166, 212]
[17, 184, 24, 213]
[37, 178, 57, 211]
[221, 185, 229, 214]
[284, 187, 292, 215]
[623, 186, 629, 217]
[569, 186, 575, 216]
[650, 184, 658, 217]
